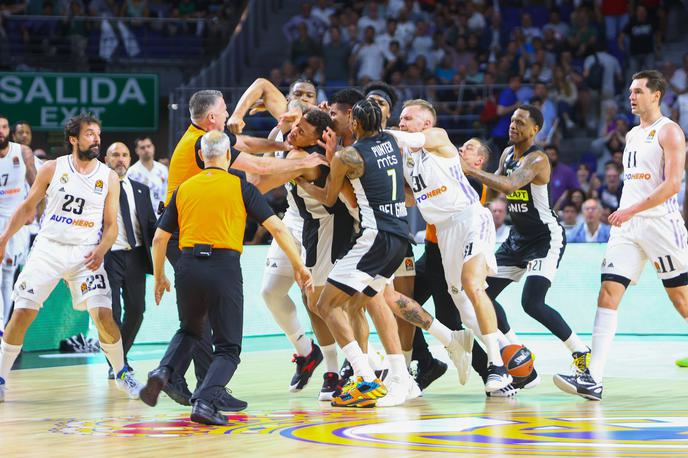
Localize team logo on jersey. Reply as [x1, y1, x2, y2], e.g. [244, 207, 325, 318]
[12, 156, 19, 167]
[18, 281, 26, 291]
[80, 282, 88, 294]
[94, 180, 104, 194]
[450, 285, 459, 294]
[60, 173, 69, 184]
[406, 155, 415, 168]
[646, 129, 656, 142]
[404, 258, 414, 271]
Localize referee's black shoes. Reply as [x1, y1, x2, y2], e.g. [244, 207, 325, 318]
[139, 366, 171, 407]
[162, 375, 193, 406]
[191, 399, 228, 425]
[215, 388, 248, 412]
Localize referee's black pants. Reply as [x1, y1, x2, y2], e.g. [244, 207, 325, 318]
[160, 250, 244, 403]
[165, 235, 213, 384]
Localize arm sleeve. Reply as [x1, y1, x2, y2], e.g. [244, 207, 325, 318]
[386, 130, 426, 149]
[158, 190, 180, 233]
[239, 176, 275, 224]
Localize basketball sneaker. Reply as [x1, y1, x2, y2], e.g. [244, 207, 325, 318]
[484, 364, 513, 392]
[553, 370, 603, 401]
[339, 359, 354, 381]
[406, 372, 422, 400]
[319, 372, 341, 401]
[116, 368, 144, 400]
[486, 383, 518, 398]
[572, 348, 591, 374]
[0, 377, 5, 402]
[376, 375, 408, 407]
[676, 357, 688, 367]
[512, 368, 541, 390]
[445, 329, 474, 385]
[414, 357, 448, 391]
[289, 343, 323, 392]
[331, 378, 387, 408]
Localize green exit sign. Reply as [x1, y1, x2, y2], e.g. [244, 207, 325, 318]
[0, 72, 159, 131]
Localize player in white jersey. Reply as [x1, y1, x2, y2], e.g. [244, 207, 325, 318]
[126, 136, 168, 214]
[554, 70, 688, 401]
[388, 101, 512, 392]
[0, 114, 142, 402]
[0, 115, 36, 334]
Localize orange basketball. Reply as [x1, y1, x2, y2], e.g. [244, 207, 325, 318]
[501, 344, 534, 382]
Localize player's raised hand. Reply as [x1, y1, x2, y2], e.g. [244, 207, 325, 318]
[278, 109, 302, 130]
[318, 101, 330, 112]
[248, 99, 267, 115]
[226, 115, 246, 134]
[302, 153, 329, 168]
[317, 127, 337, 162]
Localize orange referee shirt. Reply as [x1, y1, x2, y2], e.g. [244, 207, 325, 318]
[166, 123, 240, 205]
[158, 168, 274, 253]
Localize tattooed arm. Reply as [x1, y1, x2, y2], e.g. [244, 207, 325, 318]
[296, 146, 364, 207]
[463, 150, 549, 195]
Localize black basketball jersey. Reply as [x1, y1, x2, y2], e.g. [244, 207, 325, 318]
[350, 132, 410, 241]
[501, 145, 561, 241]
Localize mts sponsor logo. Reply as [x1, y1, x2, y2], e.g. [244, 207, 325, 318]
[416, 185, 447, 203]
[49, 214, 95, 228]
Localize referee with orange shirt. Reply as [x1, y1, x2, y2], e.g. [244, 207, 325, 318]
[139, 130, 313, 425]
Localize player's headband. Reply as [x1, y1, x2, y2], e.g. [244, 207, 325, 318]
[367, 90, 392, 107]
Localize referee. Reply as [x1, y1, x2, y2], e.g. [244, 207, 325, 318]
[139, 131, 313, 425]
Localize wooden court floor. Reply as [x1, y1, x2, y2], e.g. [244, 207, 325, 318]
[1, 336, 687, 458]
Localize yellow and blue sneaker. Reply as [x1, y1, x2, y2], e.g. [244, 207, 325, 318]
[331, 378, 387, 408]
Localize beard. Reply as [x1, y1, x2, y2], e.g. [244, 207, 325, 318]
[0, 136, 8, 151]
[77, 144, 100, 160]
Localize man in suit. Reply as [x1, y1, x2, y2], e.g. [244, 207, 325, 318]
[103, 142, 158, 378]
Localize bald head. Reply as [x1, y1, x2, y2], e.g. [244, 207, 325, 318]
[105, 142, 131, 178]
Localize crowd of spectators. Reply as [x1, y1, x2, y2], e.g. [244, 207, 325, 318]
[0, 0, 245, 67]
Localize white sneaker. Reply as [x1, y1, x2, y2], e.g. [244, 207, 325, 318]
[116, 370, 144, 399]
[376, 375, 407, 407]
[445, 329, 474, 385]
[486, 384, 518, 398]
[0, 377, 5, 402]
[406, 372, 421, 400]
[485, 364, 513, 393]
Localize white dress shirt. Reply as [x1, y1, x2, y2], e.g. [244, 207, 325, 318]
[113, 177, 143, 251]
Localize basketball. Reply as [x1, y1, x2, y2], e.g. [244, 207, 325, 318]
[501, 344, 534, 383]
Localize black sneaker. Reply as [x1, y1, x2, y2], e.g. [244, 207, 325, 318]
[190, 399, 228, 426]
[318, 372, 341, 401]
[289, 343, 323, 392]
[214, 388, 248, 412]
[339, 359, 354, 381]
[485, 364, 513, 393]
[553, 370, 603, 401]
[414, 358, 448, 391]
[162, 375, 193, 406]
[512, 368, 541, 390]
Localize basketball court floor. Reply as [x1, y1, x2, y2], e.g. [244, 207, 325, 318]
[1, 334, 687, 457]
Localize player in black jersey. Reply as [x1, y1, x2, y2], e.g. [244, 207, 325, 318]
[464, 105, 590, 377]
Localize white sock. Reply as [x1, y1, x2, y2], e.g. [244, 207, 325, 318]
[0, 341, 22, 381]
[342, 341, 376, 382]
[483, 332, 504, 366]
[496, 332, 510, 348]
[321, 343, 339, 373]
[428, 319, 452, 347]
[403, 350, 413, 368]
[287, 331, 312, 357]
[100, 339, 125, 375]
[388, 354, 406, 379]
[564, 332, 589, 354]
[589, 308, 618, 382]
[505, 329, 521, 345]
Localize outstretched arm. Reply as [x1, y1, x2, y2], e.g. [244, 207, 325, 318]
[227, 78, 289, 134]
[248, 149, 322, 193]
[232, 151, 327, 177]
[464, 151, 548, 195]
[296, 146, 362, 207]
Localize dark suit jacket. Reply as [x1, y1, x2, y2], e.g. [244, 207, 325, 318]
[130, 179, 158, 274]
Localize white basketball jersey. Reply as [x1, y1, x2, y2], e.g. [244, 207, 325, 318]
[39, 155, 111, 245]
[402, 148, 479, 224]
[0, 142, 27, 217]
[620, 116, 679, 218]
[275, 131, 304, 232]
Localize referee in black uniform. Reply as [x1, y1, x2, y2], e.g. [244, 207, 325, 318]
[139, 130, 313, 425]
